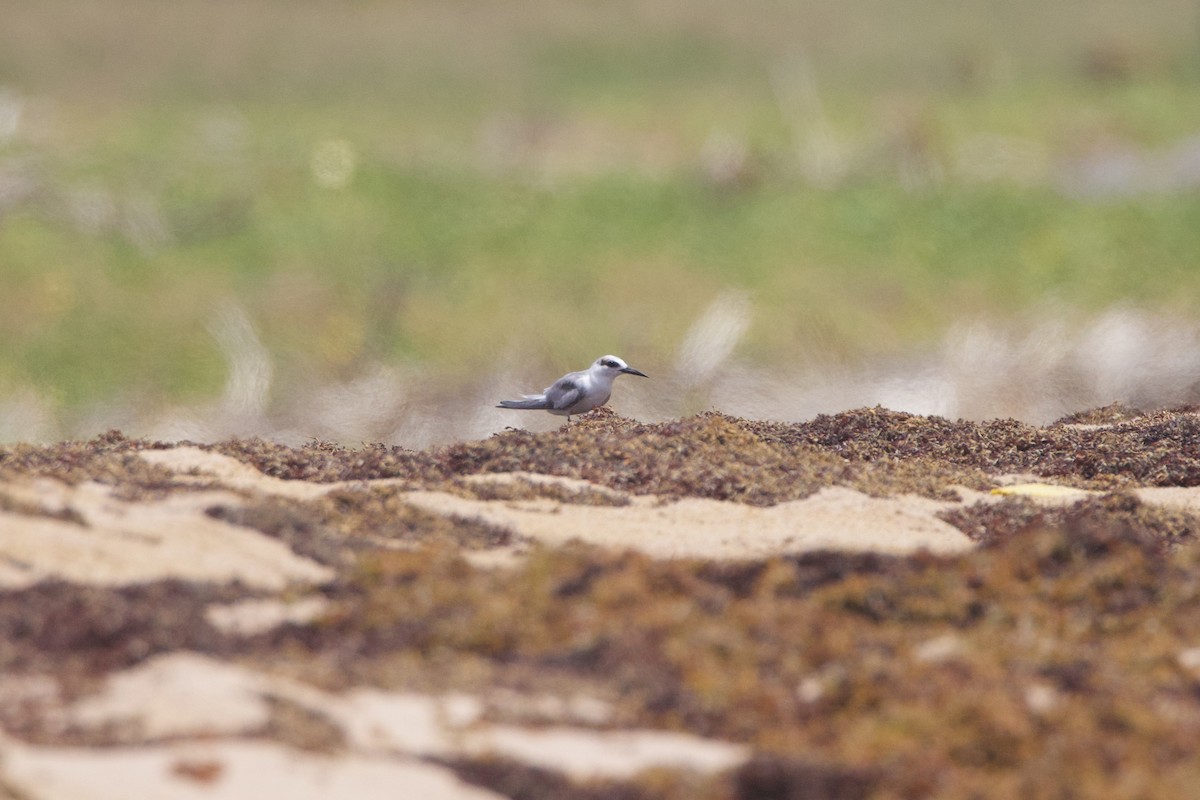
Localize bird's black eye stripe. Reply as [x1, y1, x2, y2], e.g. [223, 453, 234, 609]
[602, 359, 618, 368]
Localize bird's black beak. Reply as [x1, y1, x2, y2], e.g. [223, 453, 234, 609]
[621, 367, 648, 378]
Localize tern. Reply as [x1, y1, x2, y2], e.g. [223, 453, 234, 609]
[497, 355, 648, 421]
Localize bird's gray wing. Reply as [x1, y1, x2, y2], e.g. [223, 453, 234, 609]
[544, 378, 583, 411]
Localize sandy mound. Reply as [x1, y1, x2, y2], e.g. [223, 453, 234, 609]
[0, 443, 977, 594]
[3, 408, 1200, 799]
[407, 482, 973, 559]
[0, 478, 333, 589]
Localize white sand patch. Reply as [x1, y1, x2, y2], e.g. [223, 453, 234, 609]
[55, 654, 748, 780]
[131, 451, 966, 560]
[488, 688, 614, 726]
[139, 447, 336, 501]
[68, 654, 275, 739]
[462, 725, 750, 780]
[63, 653, 347, 740]
[324, 689, 748, 777]
[1178, 646, 1200, 674]
[332, 688, 483, 755]
[990, 482, 1098, 503]
[205, 596, 331, 636]
[0, 739, 505, 800]
[913, 633, 967, 664]
[136, 449, 977, 559]
[404, 485, 973, 558]
[992, 483, 1200, 516]
[1135, 486, 1200, 513]
[0, 481, 333, 589]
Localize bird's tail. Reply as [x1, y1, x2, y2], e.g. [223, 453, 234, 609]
[497, 395, 550, 410]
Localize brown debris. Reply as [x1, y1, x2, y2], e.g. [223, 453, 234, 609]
[0, 580, 243, 677]
[5, 406, 1200, 798]
[731, 754, 880, 800]
[941, 491, 1200, 550]
[1054, 402, 1147, 425]
[170, 758, 225, 784]
[201, 407, 1200, 502]
[447, 475, 631, 507]
[0, 430, 183, 498]
[10, 407, 1200, 507]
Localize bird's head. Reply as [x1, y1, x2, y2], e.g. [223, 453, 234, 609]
[593, 355, 648, 378]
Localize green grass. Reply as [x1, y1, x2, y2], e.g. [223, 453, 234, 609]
[1, 0, 1198, 429]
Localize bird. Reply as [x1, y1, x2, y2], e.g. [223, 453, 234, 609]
[497, 355, 648, 422]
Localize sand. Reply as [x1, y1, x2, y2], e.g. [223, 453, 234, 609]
[4, 419, 1200, 800]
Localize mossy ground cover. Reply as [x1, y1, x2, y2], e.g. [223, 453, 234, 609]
[304, 519, 1200, 799]
[7, 404, 1196, 498]
[3, 407, 1200, 797]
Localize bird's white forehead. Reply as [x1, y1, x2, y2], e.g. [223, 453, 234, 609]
[595, 354, 627, 367]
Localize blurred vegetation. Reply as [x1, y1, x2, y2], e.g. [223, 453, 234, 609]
[0, 0, 1199, 432]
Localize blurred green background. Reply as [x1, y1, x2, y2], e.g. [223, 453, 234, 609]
[2, 0, 1199, 442]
